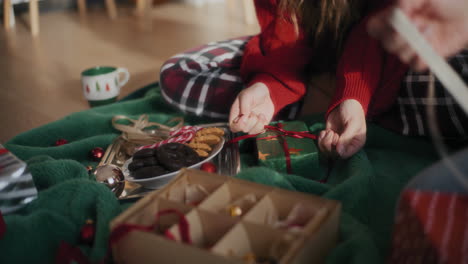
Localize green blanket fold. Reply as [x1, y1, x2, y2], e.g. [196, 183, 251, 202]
[1, 83, 439, 264]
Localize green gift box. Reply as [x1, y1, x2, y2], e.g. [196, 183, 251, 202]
[256, 121, 320, 179]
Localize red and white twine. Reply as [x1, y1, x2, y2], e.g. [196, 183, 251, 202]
[136, 126, 201, 150]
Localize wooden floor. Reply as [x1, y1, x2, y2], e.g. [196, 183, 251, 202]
[0, 2, 259, 142]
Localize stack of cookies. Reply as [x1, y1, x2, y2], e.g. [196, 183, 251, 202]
[128, 127, 225, 179]
[186, 127, 224, 158]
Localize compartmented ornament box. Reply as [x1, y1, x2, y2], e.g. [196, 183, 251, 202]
[110, 169, 341, 264]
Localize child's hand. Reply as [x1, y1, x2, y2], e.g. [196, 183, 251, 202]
[229, 83, 274, 134]
[318, 99, 366, 158]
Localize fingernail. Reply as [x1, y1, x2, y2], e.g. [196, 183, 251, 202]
[336, 145, 345, 156]
[319, 132, 325, 140]
[233, 114, 244, 124]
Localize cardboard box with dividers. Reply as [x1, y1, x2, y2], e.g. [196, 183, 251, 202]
[110, 169, 341, 264]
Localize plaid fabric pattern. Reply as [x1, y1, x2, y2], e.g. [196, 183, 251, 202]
[160, 37, 251, 119]
[160, 36, 301, 120]
[377, 50, 468, 140]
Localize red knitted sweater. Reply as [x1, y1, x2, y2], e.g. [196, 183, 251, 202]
[240, 0, 408, 118]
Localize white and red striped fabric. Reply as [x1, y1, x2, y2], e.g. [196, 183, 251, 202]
[0, 144, 38, 214]
[136, 126, 201, 151]
[389, 190, 468, 263]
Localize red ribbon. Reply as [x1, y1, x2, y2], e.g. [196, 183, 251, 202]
[55, 241, 91, 264]
[260, 124, 317, 141]
[229, 123, 317, 174]
[109, 209, 192, 248]
[0, 211, 5, 239]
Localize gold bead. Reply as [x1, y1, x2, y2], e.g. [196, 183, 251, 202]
[229, 205, 242, 217]
[242, 252, 256, 262]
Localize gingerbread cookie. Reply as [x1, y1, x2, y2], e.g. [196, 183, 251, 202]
[186, 127, 225, 158]
[194, 149, 209, 158]
[191, 134, 221, 145]
[186, 142, 212, 152]
[195, 127, 225, 137]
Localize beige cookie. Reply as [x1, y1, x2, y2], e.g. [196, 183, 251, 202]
[186, 142, 212, 152]
[192, 134, 221, 146]
[196, 127, 225, 137]
[194, 149, 209, 158]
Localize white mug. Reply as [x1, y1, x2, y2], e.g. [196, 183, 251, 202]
[81, 66, 130, 107]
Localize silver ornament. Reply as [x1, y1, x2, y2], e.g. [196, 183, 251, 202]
[93, 164, 125, 197]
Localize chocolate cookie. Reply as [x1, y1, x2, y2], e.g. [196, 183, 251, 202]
[128, 157, 159, 172]
[133, 148, 157, 159]
[132, 166, 168, 179]
[156, 143, 200, 171]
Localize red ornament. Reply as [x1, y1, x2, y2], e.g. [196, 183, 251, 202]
[200, 162, 217, 173]
[79, 219, 95, 245]
[54, 139, 68, 146]
[89, 147, 104, 161]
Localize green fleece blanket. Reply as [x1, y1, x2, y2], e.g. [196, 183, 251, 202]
[1, 83, 439, 264]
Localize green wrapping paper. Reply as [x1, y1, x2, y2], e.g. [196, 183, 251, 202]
[256, 121, 320, 179]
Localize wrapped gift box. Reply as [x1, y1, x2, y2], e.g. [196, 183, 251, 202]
[110, 169, 341, 264]
[256, 121, 320, 178]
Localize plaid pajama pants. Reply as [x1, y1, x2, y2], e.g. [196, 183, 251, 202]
[161, 38, 468, 140]
[377, 50, 468, 141]
[160, 36, 300, 120]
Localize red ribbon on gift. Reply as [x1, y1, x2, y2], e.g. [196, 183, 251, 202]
[109, 208, 192, 248]
[55, 241, 92, 264]
[230, 123, 317, 174]
[0, 210, 6, 239]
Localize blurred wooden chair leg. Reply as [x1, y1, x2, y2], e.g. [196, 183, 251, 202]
[29, 0, 40, 36]
[3, 0, 13, 31]
[227, 0, 235, 13]
[136, 0, 148, 16]
[242, 0, 255, 25]
[105, 0, 117, 19]
[77, 0, 87, 17]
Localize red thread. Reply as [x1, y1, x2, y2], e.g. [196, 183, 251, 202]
[0, 211, 6, 238]
[229, 123, 317, 174]
[0, 149, 8, 155]
[137, 126, 201, 150]
[281, 134, 292, 174]
[155, 209, 192, 244]
[55, 241, 91, 264]
[109, 208, 192, 247]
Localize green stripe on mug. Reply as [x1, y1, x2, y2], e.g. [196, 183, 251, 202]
[88, 96, 118, 107]
[82, 66, 116, 76]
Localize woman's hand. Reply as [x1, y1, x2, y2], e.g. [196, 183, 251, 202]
[368, 0, 468, 71]
[318, 99, 367, 158]
[229, 83, 274, 135]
